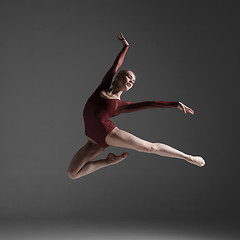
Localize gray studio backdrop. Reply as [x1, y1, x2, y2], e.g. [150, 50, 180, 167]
[1, 0, 239, 222]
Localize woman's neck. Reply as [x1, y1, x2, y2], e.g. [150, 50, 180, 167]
[108, 87, 123, 99]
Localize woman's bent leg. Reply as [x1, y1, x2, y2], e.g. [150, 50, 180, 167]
[78, 152, 128, 178]
[67, 137, 105, 179]
[67, 136, 129, 179]
[105, 127, 205, 167]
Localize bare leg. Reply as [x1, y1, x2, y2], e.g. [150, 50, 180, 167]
[67, 136, 128, 179]
[78, 152, 128, 178]
[105, 127, 205, 167]
[151, 143, 205, 167]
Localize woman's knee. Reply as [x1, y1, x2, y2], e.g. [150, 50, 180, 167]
[137, 142, 158, 153]
[67, 162, 83, 180]
[67, 163, 87, 180]
[147, 143, 166, 154]
[67, 168, 78, 180]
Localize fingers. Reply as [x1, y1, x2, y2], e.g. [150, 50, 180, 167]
[188, 108, 195, 115]
[185, 106, 194, 115]
[179, 102, 194, 115]
[120, 33, 125, 39]
[117, 34, 122, 40]
[179, 102, 186, 114]
[183, 105, 187, 114]
[117, 32, 125, 40]
[187, 108, 194, 114]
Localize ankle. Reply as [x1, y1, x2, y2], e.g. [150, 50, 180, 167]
[185, 154, 192, 161]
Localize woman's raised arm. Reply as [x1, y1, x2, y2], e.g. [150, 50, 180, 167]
[97, 33, 129, 91]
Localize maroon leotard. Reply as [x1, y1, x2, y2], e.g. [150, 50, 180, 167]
[83, 45, 178, 148]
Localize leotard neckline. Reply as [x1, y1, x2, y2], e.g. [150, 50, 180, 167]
[99, 93, 121, 101]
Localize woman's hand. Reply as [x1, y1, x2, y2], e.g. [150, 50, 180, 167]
[117, 33, 129, 46]
[178, 102, 194, 115]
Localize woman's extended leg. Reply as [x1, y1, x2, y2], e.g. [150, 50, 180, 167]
[67, 137, 128, 179]
[105, 127, 205, 167]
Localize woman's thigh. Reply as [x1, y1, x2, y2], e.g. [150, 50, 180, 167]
[105, 127, 154, 153]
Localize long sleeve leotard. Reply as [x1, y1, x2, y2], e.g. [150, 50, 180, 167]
[83, 45, 178, 148]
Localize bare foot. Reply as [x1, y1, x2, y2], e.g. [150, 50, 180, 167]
[186, 155, 205, 167]
[106, 152, 129, 165]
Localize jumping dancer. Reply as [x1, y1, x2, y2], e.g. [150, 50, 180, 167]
[67, 33, 205, 179]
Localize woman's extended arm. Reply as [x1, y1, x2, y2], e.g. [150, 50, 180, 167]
[97, 33, 129, 91]
[114, 100, 194, 116]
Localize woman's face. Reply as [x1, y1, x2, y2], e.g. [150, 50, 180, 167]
[115, 71, 136, 91]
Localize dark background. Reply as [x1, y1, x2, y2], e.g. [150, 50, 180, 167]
[1, 0, 239, 239]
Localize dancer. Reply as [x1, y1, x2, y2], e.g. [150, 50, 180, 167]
[67, 33, 205, 180]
